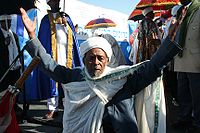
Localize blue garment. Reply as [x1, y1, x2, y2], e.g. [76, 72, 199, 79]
[14, 9, 40, 102]
[35, 13, 83, 100]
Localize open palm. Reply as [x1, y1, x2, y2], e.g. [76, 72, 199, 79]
[20, 8, 37, 39]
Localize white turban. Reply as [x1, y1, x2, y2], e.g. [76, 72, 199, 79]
[171, 5, 182, 17]
[142, 7, 153, 16]
[80, 37, 112, 61]
[35, 0, 51, 10]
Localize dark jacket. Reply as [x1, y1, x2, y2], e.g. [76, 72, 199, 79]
[0, 29, 21, 92]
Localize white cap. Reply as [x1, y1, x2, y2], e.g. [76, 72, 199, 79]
[142, 7, 153, 16]
[35, 0, 51, 10]
[80, 37, 112, 61]
[0, 15, 11, 21]
[171, 5, 182, 17]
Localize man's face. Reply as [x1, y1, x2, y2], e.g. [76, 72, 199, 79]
[84, 48, 109, 78]
[146, 11, 155, 19]
[180, 0, 191, 5]
[48, 0, 60, 11]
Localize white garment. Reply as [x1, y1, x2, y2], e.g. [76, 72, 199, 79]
[135, 76, 166, 133]
[47, 13, 68, 111]
[47, 96, 59, 111]
[129, 32, 139, 64]
[56, 23, 68, 66]
[62, 62, 148, 133]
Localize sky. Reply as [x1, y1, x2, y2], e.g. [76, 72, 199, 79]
[79, 0, 140, 16]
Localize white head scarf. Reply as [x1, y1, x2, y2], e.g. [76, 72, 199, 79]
[142, 7, 153, 16]
[34, 0, 51, 10]
[171, 5, 182, 17]
[80, 36, 112, 61]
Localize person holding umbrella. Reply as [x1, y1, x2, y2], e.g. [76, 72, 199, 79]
[134, 6, 165, 133]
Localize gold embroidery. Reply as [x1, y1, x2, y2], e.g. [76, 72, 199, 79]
[66, 23, 73, 69]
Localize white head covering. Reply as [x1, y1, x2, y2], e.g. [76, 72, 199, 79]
[142, 7, 153, 16]
[171, 5, 182, 17]
[80, 37, 112, 61]
[0, 15, 11, 21]
[35, 0, 51, 10]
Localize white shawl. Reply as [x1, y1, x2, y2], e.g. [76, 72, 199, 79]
[62, 61, 148, 133]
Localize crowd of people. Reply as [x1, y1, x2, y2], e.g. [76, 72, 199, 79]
[0, 0, 200, 133]
[129, 0, 200, 133]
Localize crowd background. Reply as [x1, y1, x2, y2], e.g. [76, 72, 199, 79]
[0, 0, 200, 132]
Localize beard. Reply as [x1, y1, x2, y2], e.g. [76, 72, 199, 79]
[92, 70, 103, 78]
[85, 67, 106, 79]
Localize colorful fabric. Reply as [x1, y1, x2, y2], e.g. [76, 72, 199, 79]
[137, 17, 160, 63]
[84, 18, 116, 29]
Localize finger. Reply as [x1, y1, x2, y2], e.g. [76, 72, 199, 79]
[33, 16, 37, 24]
[20, 8, 26, 15]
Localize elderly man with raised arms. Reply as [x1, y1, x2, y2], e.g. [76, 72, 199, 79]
[20, 7, 183, 133]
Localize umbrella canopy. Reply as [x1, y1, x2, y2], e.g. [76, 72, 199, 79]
[128, 9, 144, 21]
[136, 0, 180, 10]
[84, 18, 116, 29]
[0, 0, 35, 15]
[128, 9, 164, 21]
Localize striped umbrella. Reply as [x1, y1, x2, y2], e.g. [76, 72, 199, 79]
[136, 0, 180, 10]
[84, 18, 116, 29]
[128, 9, 144, 21]
[128, 9, 165, 21]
